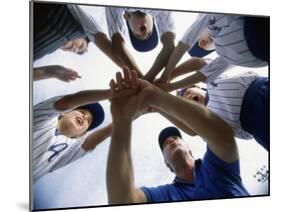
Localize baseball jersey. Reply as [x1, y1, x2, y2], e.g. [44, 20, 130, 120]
[206, 71, 260, 139]
[67, 5, 104, 43]
[181, 14, 267, 82]
[141, 147, 249, 202]
[32, 96, 88, 182]
[106, 7, 175, 39]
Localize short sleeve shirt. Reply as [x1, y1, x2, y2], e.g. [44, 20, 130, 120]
[141, 147, 249, 202]
[32, 96, 88, 182]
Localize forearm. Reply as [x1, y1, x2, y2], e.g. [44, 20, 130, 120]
[82, 123, 112, 151]
[169, 57, 207, 80]
[158, 109, 197, 136]
[106, 119, 136, 204]
[145, 33, 175, 82]
[55, 89, 111, 111]
[112, 35, 143, 78]
[169, 71, 207, 92]
[160, 41, 189, 81]
[150, 89, 233, 141]
[94, 33, 123, 68]
[33, 66, 54, 81]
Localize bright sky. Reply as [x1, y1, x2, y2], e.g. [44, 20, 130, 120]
[32, 5, 269, 210]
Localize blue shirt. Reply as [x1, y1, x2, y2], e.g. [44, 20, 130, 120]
[141, 147, 249, 202]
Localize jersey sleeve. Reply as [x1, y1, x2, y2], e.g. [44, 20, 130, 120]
[33, 96, 65, 122]
[141, 184, 174, 202]
[67, 5, 104, 43]
[154, 11, 175, 37]
[105, 7, 125, 38]
[199, 56, 232, 83]
[180, 13, 211, 48]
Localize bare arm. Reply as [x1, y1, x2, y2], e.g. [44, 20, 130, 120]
[144, 32, 175, 82]
[94, 32, 123, 68]
[158, 41, 189, 82]
[33, 65, 81, 82]
[54, 89, 111, 111]
[107, 69, 147, 204]
[144, 85, 238, 163]
[156, 108, 197, 136]
[82, 123, 112, 151]
[112, 33, 143, 78]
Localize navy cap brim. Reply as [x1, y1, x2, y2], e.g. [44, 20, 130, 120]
[126, 20, 159, 52]
[158, 127, 182, 151]
[188, 42, 215, 58]
[77, 103, 105, 131]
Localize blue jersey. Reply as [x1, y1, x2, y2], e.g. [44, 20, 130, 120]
[141, 147, 249, 202]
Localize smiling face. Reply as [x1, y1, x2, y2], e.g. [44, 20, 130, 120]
[60, 37, 88, 54]
[198, 29, 215, 51]
[181, 87, 207, 105]
[162, 136, 193, 172]
[124, 11, 153, 40]
[57, 109, 93, 138]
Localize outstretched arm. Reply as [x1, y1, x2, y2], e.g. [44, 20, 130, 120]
[144, 32, 175, 82]
[157, 41, 189, 82]
[111, 33, 143, 78]
[54, 89, 111, 111]
[33, 65, 81, 82]
[94, 32, 123, 68]
[141, 82, 238, 163]
[107, 68, 147, 204]
[81, 123, 112, 151]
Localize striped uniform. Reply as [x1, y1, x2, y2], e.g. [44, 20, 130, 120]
[105, 7, 175, 40]
[32, 96, 88, 182]
[33, 3, 102, 61]
[206, 71, 260, 139]
[181, 14, 268, 83]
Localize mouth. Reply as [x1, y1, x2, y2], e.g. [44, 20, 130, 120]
[192, 96, 199, 102]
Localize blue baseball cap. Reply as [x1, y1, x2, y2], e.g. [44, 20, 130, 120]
[158, 126, 182, 151]
[188, 42, 215, 58]
[126, 20, 159, 52]
[77, 102, 105, 131]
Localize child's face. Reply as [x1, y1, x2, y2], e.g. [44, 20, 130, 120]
[57, 109, 93, 138]
[182, 87, 206, 105]
[60, 37, 88, 54]
[198, 29, 215, 51]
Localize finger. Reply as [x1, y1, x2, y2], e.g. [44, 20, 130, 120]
[123, 67, 131, 88]
[131, 70, 138, 89]
[116, 72, 123, 91]
[110, 79, 116, 95]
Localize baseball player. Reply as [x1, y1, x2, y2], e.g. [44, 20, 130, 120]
[106, 68, 249, 204]
[33, 2, 121, 67]
[33, 88, 112, 181]
[106, 7, 175, 78]
[157, 13, 269, 85]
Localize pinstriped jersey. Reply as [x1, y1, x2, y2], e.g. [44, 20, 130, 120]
[32, 96, 87, 182]
[181, 14, 267, 83]
[206, 71, 260, 139]
[105, 7, 175, 39]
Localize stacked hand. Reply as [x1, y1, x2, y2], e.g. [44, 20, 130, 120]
[110, 67, 159, 122]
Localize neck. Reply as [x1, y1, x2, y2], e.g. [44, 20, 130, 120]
[174, 159, 194, 183]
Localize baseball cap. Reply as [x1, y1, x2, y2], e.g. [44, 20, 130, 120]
[126, 20, 159, 52]
[188, 42, 215, 57]
[77, 102, 105, 131]
[158, 126, 182, 151]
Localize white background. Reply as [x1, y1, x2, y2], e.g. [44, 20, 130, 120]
[0, 0, 278, 212]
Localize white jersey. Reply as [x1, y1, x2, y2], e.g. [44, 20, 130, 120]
[206, 71, 260, 139]
[32, 96, 88, 182]
[67, 5, 104, 43]
[181, 14, 267, 82]
[105, 7, 175, 39]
